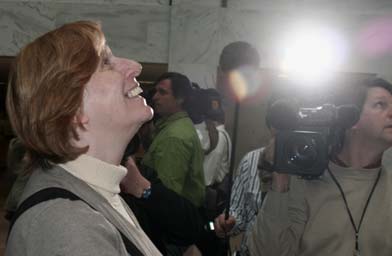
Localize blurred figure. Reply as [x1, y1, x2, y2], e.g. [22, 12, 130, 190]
[188, 88, 233, 256]
[6, 21, 161, 255]
[202, 89, 231, 187]
[216, 41, 261, 136]
[210, 41, 264, 256]
[190, 88, 233, 222]
[189, 82, 211, 153]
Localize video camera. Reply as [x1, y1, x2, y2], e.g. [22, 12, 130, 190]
[268, 100, 359, 178]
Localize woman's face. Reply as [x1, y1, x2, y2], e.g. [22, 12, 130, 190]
[82, 45, 153, 135]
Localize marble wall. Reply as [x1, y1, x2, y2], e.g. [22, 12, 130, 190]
[0, 0, 170, 62]
[3, 0, 389, 81]
[1, 0, 392, 165]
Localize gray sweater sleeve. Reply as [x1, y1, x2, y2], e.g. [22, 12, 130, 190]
[6, 199, 129, 256]
[247, 177, 308, 256]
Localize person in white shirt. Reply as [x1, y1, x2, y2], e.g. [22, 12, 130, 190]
[202, 89, 232, 186]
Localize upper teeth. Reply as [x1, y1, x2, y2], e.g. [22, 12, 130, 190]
[127, 87, 143, 98]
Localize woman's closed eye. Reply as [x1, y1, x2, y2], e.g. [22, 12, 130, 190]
[100, 54, 112, 69]
[100, 46, 114, 70]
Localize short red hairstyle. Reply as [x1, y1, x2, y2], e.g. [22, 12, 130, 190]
[7, 20, 105, 170]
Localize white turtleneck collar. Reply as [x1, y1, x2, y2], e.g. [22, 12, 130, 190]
[59, 154, 135, 226]
[59, 154, 127, 195]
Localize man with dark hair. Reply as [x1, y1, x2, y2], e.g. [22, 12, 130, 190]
[216, 41, 261, 147]
[152, 72, 193, 117]
[217, 41, 261, 97]
[218, 41, 260, 73]
[142, 72, 205, 208]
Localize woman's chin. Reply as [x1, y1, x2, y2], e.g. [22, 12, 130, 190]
[144, 106, 154, 121]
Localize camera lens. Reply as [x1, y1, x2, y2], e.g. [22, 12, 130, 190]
[286, 135, 318, 169]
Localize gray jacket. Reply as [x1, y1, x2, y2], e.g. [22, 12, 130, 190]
[6, 165, 162, 256]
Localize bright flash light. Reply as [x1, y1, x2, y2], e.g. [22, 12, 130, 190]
[280, 25, 347, 83]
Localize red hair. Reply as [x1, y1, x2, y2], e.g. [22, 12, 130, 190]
[7, 21, 105, 171]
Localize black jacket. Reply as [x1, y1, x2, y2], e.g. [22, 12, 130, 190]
[121, 166, 204, 254]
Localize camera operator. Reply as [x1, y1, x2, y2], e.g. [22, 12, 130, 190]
[247, 77, 392, 256]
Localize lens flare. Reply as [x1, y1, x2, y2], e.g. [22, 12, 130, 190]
[227, 70, 248, 101]
[359, 17, 392, 57]
[226, 66, 270, 103]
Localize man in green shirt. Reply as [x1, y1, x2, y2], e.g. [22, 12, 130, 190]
[142, 72, 205, 207]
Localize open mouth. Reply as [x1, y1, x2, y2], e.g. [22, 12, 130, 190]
[126, 86, 143, 98]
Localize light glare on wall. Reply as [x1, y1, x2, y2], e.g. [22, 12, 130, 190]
[279, 25, 347, 83]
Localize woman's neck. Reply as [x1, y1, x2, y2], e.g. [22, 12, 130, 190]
[75, 126, 139, 166]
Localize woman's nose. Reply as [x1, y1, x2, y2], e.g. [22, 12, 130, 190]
[114, 58, 142, 80]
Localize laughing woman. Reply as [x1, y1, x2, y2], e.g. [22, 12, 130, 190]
[6, 21, 161, 256]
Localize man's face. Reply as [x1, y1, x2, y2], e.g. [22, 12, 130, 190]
[152, 79, 181, 117]
[353, 86, 392, 147]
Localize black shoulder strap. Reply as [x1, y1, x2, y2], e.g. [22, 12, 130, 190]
[219, 129, 231, 162]
[204, 120, 219, 155]
[8, 187, 144, 256]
